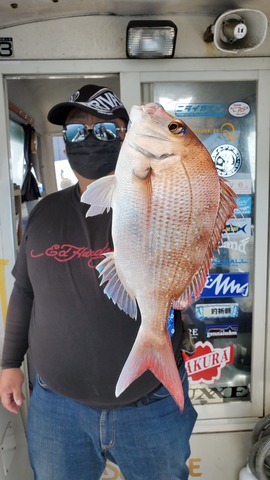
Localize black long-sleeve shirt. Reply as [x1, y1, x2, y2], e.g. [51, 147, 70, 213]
[2, 184, 186, 408]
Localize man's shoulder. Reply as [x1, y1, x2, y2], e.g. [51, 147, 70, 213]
[26, 185, 78, 225]
[43, 184, 77, 203]
[35, 185, 76, 208]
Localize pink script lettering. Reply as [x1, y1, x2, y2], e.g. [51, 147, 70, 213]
[30, 242, 111, 268]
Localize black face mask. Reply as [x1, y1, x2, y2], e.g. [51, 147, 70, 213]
[65, 135, 121, 180]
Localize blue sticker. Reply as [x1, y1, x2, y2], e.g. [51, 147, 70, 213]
[200, 272, 249, 298]
[167, 307, 175, 337]
[234, 195, 252, 215]
[175, 103, 227, 117]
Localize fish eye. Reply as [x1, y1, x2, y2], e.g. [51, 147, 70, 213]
[168, 122, 187, 135]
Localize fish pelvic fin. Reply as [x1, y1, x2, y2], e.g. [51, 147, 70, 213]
[81, 175, 116, 217]
[115, 330, 185, 412]
[173, 178, 238, 310]
[96, 252, 138, 319]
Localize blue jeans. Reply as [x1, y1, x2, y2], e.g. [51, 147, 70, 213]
[27, 362, 197, 480]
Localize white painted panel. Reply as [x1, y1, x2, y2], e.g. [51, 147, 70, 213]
[1, 15, 270, 60]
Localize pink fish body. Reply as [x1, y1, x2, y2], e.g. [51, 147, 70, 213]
[81, 103, 237, 411]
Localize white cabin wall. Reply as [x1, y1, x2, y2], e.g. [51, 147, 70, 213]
[2, 14, 270, 60]
[4, 13, 270, 194]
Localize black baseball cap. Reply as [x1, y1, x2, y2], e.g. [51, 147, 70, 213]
[47, 84, 129, 125]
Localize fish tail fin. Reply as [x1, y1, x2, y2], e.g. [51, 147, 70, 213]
[115, 330, 184, 411]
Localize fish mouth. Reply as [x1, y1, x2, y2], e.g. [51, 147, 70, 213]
[129, 142, 173, 160]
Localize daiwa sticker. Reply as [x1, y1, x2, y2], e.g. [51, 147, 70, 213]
[200, 272, 249, 298]
[222, 218, 251, 237]
[183, 341, 234, 384]
[211, 144, 242, 177]
[229, 102, 250, 118]
[195, 303, 239, 319]
[206, 324, 238, 339]
[175, 103, 226, 117]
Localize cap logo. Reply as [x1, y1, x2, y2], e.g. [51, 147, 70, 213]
[69, 91, 80, 102]
[69, 88, 124, 117]
[86, 92, 123, 116]
[87, 92, 123, 115]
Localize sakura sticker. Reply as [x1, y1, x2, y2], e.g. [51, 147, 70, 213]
[183, 341, 234, 384]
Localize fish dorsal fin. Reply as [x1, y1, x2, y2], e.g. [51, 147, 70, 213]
[81, 175, 116, 217]
[96, 252, 138, 319]
[173, 177, 238, 310]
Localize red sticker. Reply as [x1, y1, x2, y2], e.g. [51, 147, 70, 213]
[183, 341, 234, 384]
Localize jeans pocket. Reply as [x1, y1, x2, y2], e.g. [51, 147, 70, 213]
[150, 363, 188, 402]
[37, 375, 48, 390]
[152, 385, 171, 400]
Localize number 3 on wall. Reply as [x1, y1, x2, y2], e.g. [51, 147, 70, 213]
[0, 38, 13, 57]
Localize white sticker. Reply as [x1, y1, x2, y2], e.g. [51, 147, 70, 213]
[211, 144, 242, 177]
[228, 102, 250, 118]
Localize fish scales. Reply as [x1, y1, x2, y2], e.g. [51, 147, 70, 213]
[114, 157, 217, 303]
[81, 102, 237, 411]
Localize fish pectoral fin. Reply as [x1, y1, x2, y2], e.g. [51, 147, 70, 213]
[96, 253, 138, 319]
[115, 330, 184, 411]
[81, 175, 116, 217]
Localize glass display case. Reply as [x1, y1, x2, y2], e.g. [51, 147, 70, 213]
[142, 80, 261, 418]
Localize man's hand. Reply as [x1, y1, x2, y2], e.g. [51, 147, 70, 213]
[0, 368, 25, 414]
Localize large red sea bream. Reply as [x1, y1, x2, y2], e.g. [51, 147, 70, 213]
[81, 103, 237, 411]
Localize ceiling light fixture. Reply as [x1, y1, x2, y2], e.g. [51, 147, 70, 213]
[126, 20, 177, 59]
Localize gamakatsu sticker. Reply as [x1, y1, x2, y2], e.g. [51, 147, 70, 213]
[211, 144, 242, 177]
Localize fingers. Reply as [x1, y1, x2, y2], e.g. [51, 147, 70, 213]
[1, 390, 24, 414]
[0, 368, 25, 414]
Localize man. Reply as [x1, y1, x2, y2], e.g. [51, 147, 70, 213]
[0, 84, 197, 480]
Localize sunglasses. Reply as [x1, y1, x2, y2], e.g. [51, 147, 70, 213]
[63, 122, 126, 143]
